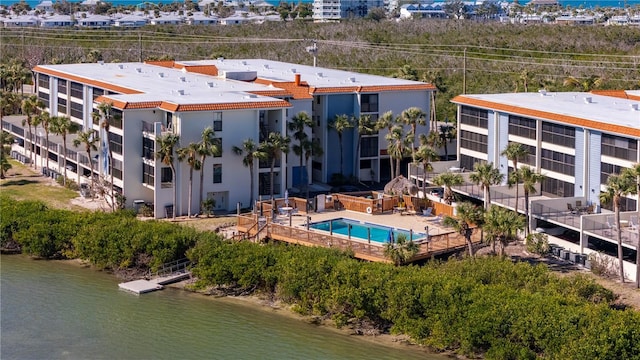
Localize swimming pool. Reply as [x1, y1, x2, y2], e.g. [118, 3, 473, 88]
[308, 218, 426, 243]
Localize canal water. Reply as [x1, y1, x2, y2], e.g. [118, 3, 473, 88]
[1, 255, 443, 360]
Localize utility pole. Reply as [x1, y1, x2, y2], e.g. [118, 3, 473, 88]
[305, 40, 318, 67]
[463, 48, 467, 94]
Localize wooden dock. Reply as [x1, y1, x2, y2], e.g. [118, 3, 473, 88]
[118, 272, 191, 295]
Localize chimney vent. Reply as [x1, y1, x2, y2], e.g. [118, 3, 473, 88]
[294, 73, 301, 86]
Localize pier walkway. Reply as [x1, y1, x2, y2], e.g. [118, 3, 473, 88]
[118, 259, 191, 294]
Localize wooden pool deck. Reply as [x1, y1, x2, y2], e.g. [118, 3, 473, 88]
[236, 210, 482, 263]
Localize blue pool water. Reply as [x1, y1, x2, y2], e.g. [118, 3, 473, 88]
[309, 218, 425, 243]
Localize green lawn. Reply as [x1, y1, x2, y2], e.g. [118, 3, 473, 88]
[0, 160, 83, 210]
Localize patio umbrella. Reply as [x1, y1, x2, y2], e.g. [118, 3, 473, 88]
[284, 190, 289, 207]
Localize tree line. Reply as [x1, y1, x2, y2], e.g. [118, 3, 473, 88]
[2, 196, 640, 358]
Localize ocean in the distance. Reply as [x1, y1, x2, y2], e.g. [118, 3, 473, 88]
[3, 0, 640, 8]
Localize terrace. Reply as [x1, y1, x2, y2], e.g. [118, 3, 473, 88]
[236, 196, 480, 263]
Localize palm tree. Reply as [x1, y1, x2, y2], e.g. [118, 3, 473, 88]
[156, 133, 180, 219]
[177, 142, 201, 218]
[622, 164, 640, 288]
[400, 107, 426, 163]
[0, 90, 20, 130]
[414, 135, 439, 201]
[443, 202, 484, 256]
[288, 111, 313, 188]
[469, 162, 504, 211]
[197, 127, 221, 213]
[432, 172, 463, 205]
[501, 142, 528, 213]
[386, 125, 410, 178]
[302, 137, 323, 209]
[353, 114, 375, 182]
[563, 75, 604, 91]
[259, 132, 290, 207]
[21, 95, 44, 169]
[0, 131, 14, 179]
[72, 130, 99, 195]
[484, 205, 525, 257]
[600, 173, 635, 283]
[376, 111, 397, 179]
[383, 233, 419, 266]
[97, 101, 116, 211]
[519, 166, 545, 236]
[49, 115, 79, 187]
[233, 138, 265, 212]
[328, 114, 353, 176]
[37, 111, 52, 171]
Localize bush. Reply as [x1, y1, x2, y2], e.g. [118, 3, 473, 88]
[525, 232, 549, 255]
[587, 252, 618, 277]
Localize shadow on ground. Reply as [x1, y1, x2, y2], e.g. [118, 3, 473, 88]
[0, 179, 40, 187]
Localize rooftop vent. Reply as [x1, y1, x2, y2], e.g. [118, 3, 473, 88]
[118, 64, 124, 69]
[244, 94, 258, 99]
[158, 72, 165, 78]
[584, 97, 592, 104]
[348, 77, 356, 83]
[180, 76, 186, 82]
[206, 82, 216, 88]
[242, 61, 248, 66]
[538, 89, 547, 96]
[263, 64, 270, 70]
[97, 61, 104, 65]
[135, 68, 142, 73]
[315, 72, 323, 78]
[631, 103, 639, 111]
[217, 57, 224, 62]
[177, 89, 185, 95]
[289, 68, 296, 73]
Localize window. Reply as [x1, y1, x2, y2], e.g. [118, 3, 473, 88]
[57, 97, 67, 115]
[58, 79, 67, 95]
[508, 115, 536, 139]
[542, 122, 575, 147]
[161, 167, 173, 187]
[213, 164, 222, 183]
[70, 82, 83, 99]
[213, 138, 222, 157]
[541, 149, 574, 176]
[38, 74, 49, 89]
[460, 154, 485, 171]
[143, 137, 154, 160]
[460, 106, 488, 129]
[541, 177, 575, 198]
[601, 162, 626, 185]
[142, 163, 154, 186]
[92, 88, 104, 101]
[111, 158, 123, 180]
[360, 136, 378, 158]
[38, 91, 49, 109]
[108, 132, 122, 155]
[213, 112, 222, 131]
[361, 94, 378, 113]
[602, 134, 637, 161]
[507, 141, 536, 166]
[70, 101, 83, 119]
[460, 130, 488, 153]
[360, 159, 371, 169]
[110, 109, 123, 129]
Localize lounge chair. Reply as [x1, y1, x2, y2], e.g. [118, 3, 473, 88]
[606, 220, 618, 236]
[422, 207, 433, 217]
[567, 203, 576, 214]
[630, 216, 638, 231]
[429, 214, 443, 224]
